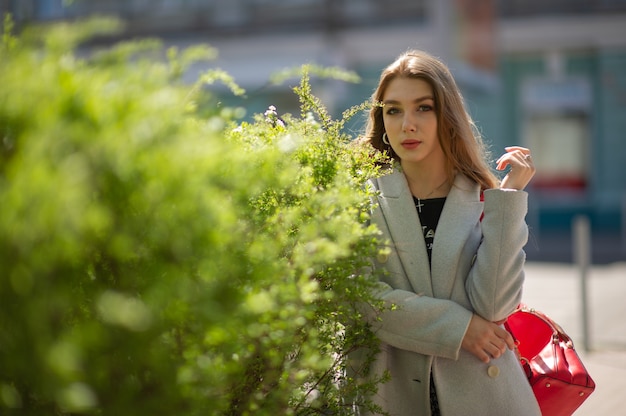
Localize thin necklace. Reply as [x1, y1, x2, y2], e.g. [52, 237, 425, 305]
[415, 179, 448, 213]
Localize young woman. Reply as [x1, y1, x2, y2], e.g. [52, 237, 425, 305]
[358, 50, 539, 415]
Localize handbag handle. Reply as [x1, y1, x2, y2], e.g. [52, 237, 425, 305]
[513, 304, 575, 348]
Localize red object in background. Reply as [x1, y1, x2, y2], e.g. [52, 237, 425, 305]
[532, 175, 587, 190]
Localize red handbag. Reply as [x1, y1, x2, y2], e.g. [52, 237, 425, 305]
[505, 305, 596, 416]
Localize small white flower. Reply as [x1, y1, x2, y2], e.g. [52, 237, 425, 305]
[264, 105, 285, 127]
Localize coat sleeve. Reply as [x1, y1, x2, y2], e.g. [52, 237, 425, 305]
[362, 280, 473, 360]
[465, 188, 529, 322]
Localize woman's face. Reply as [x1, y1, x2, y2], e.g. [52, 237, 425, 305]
[381, 77, 443, 167]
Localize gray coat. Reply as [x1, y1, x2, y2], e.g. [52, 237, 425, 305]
[359, 170, 540, 416]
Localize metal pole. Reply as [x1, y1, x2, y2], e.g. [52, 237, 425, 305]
[573, 215, 591, 352]
[622, 193, 626, 254]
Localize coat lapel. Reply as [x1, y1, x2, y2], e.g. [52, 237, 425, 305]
[375, 170, 433, 296]
[431, 175, 483, 298]
[375, 171, 483, 299]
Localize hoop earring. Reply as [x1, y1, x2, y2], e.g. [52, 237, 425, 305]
[382, 132, 390, 145]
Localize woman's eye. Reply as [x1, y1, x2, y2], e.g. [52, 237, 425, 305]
[418, 105, 433, 112]
[385, 107, 400, 115]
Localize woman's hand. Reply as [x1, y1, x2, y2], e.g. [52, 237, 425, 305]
[461, 314, 516, 363]
[496, 146, 536, 191]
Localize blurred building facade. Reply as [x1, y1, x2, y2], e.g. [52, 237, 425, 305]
[4, 0, 626, 250]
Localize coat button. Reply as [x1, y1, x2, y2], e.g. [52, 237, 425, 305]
[487, 365, 500, 378]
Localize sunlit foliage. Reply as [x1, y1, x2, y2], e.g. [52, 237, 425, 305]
[0, 15, 391, 415]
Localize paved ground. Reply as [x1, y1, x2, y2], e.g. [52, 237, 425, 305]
[522, 261, 626, 415]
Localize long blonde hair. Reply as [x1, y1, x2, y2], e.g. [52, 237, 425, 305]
[364, 50, 499, 190]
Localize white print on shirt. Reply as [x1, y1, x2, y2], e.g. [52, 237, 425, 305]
[422, 225, 436, 253]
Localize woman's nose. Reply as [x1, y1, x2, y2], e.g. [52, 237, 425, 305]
[402, 113, 417, 132]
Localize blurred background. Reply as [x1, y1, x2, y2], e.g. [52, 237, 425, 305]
[3, 0, 626, 264]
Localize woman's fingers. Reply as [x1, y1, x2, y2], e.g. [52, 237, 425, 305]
[497, 146, 536, 190]
[462, 315, 515, 363]
[505, 145, 531, 156]
[496, 146, 531, 169]
[496, 326, 516, 351]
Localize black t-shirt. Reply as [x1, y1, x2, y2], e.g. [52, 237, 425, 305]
[413, 196, 446, 266]
[412, 196, 447, 415]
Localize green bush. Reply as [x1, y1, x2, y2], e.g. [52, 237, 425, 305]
[0, 16, 389, 415]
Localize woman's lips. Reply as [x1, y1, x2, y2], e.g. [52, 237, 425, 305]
[401, 140, 421, 149]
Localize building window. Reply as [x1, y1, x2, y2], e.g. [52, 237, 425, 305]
[522, 77, 591, 192]
[525, 112, 589, 189]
